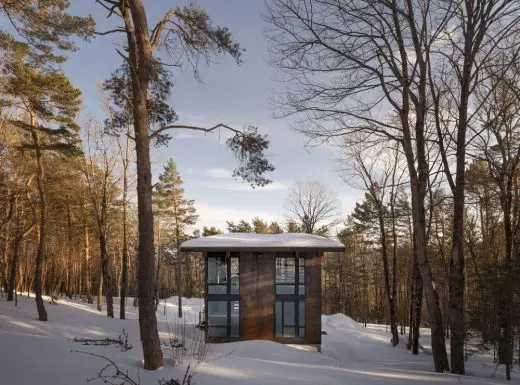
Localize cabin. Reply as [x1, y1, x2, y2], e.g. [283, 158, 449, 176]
[179, 233, 345, 346]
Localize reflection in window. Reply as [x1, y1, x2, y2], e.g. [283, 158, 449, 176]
[208, 301, 227, 327]
[276, 257, 295, 283]
[208, 256, 227, 284]
[276, 299, 305, 338]
[231, 301, 240, 337]
[231, 258, 239, 294]
[207, 254, 240, 339]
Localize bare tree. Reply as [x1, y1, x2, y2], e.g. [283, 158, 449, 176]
[285, 181, 340, 235]
[79, 120, 120, 318]
[473, 63, 520, 380]
[341, 142, 404, 346]
[267, 0, 452, 371]
[429, 1, 520, 374]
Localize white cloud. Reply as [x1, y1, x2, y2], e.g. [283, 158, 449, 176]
[194, 179, 289, 192]
[200, 167, 290, 191]
[205, 167, 234, 179]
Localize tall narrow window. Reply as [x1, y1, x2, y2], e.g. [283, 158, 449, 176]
[206, 252, 240, 338]
[275, 252, 305, 338]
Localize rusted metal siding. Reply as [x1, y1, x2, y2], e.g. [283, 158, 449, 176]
[305, 251, 322, 345]
[240, 251, 275, 340]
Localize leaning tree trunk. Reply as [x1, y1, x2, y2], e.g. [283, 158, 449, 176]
[126, 0, 163, 369]
[31, 127, 48, 321]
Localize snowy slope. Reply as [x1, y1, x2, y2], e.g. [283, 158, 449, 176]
[0, 295, 517, 385]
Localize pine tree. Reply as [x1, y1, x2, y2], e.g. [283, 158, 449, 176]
[2, 39, 82, 321]
[252, 217, 269, 234]
[96, 0, 274, 368]
[154, 158, 198, 317]
[202, 226, 223, 236]
[269, 222, 284, 234]
[227, 220, 253, 233]
[0, 0, 94, 64]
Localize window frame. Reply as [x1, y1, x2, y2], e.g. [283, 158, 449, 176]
[274, 252, 306, 339]
[205, 252, 240, 339]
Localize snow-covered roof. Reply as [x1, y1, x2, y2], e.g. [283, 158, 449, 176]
[179, 233, 345, 252]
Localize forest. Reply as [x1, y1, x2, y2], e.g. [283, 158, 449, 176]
[1, 0, 520, 382]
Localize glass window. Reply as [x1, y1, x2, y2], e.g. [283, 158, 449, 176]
[299, 257, 305, 283]
[299, 327, 305, 338]
[231, 301, 240, 337]
[208, 285, 227, 295]
[284, 301, 295, 326]
[208, 301, 227, 326]
[276, 257, 295, 283]
[208, 327, 227, 337]
[276, 285, 295, 295]
[276, 301, 282, 337]
[299, 300, 305, 327]
[208, 256, 227, 284]
[230, 257, 239, 294]
[298, 285, 305, 295]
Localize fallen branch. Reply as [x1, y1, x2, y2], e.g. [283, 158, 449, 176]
[74, 329, 133, 351]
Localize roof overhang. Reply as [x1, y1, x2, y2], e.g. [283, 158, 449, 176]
[179, 233, 346, 253]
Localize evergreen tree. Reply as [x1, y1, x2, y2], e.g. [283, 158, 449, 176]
[202, 226, 223, 236]
[1, 39, 82, 321]
[96, 1, 274, 368]
[154, 158, 198, 317]
[269, 222, 284, 234]
[286, 220, 301, 233]
[0, 0, 94, 64]
[227, 220, 253, 233]
[252, 217, 269, 234]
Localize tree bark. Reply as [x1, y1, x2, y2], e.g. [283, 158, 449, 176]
[99, 229, 114, 318]
[97, 273, 103, 312]
[126, 0, 163, 369]
[66, 203, 73, 298]
[83, 203, 93, 304]
[120, 141, 129, 319]
[411, 257, 423, 355]
[7, 230, 22, 301]
[31, 125, 48, 321]
[376, 200, 398, 346]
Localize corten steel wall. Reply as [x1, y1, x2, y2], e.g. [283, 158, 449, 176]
[240, 251, 275, 340]
[304, 251, 322, 345]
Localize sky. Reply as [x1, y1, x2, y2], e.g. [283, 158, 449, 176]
[63, 0, 365, 233]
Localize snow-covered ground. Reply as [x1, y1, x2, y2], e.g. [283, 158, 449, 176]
[0, 294, 517, 385]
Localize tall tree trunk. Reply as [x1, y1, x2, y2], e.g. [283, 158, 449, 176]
[83, 206, 93, 304]
[99, 229, 114, 318]
[126, 0, 163, 369]
[66, 203, 73, 298]
[404, 144, 450, 373]
[7, 230, 22, 301]
[31, 125, 48, 321]
[120, 147, 129, 318]
[411, 257, 423, 355]
[1, 236, 9, 294]
[97, 273, 103, 312]
[376, 202, 398, 346]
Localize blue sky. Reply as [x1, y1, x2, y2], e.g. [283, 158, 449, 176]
[65, 0, 363, 233]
